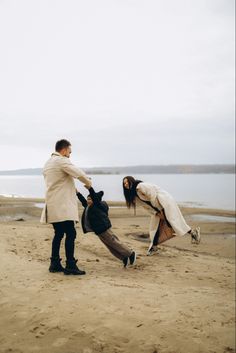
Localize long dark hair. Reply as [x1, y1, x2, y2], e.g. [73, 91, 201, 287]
[122, 176, 142, 209]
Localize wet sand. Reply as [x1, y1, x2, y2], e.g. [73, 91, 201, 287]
[0, 197, 235, 353]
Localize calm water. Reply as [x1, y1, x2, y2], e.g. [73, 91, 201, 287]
[0, 174, 235, 210]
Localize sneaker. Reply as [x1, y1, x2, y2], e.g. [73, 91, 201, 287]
[123, 257, 129, 268]
[129, 251, 136, 266]
[147, 245, 159, 256]
[191, 227, 201, 244]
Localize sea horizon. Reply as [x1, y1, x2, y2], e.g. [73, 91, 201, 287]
[0, 163, 235, 175]
[0, 173, 235, 211]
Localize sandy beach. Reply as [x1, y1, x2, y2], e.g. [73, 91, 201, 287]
[0, 196, 235, 353]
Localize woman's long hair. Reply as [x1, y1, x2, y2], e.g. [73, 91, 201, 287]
[122, 176, 142, 209]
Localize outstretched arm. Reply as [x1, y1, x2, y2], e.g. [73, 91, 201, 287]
[76, 191, 88, 208]
[60, 158, 92, 188]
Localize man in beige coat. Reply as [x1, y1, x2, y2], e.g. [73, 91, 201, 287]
[41, 139, 92, 275]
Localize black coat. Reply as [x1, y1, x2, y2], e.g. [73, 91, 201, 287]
[77, 187, 112, 235]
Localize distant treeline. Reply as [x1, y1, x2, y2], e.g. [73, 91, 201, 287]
[0, 165, 235, 175]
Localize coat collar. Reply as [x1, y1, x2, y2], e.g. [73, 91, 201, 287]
[51, 152, 63, 157]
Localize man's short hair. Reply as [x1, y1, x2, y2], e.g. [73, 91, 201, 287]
[55, 139, 71, 152]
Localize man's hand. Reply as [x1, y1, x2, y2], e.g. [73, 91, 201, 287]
[84, 184, 91, 190]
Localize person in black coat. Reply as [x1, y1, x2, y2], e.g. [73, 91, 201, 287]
[77, 187, 136, 267]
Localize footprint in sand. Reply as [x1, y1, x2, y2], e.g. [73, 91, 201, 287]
[35, 331, 45, 338]
[29, 323, 47, 338]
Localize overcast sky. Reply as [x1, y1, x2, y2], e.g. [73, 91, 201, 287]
[0, 0, 235, 170]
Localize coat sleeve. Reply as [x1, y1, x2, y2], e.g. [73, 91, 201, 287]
[60, 158, 92, 187]
[76, 192, 88, 208]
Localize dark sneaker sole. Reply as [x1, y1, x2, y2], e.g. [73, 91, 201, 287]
[129, 252, 136, 266]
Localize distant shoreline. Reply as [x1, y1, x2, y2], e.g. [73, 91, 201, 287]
[0, 195, 235, 216]
[0, 164, 235, 175]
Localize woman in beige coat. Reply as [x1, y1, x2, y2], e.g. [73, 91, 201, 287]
[41, 139, 92, 275]
[123, 176, 201, 255]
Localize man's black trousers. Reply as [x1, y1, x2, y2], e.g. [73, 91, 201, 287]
[51, 221, 76, 261]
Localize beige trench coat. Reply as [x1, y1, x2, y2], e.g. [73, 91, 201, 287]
[40, 152, 92, 224]
[136, 182, 191, 242]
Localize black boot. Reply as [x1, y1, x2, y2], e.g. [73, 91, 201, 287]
[64, 259, 86, 276]
[49, 257, 65, 273]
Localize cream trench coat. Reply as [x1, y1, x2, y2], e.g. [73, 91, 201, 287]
[136, 182, 191, 241]
[40, 152, 92, 224]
